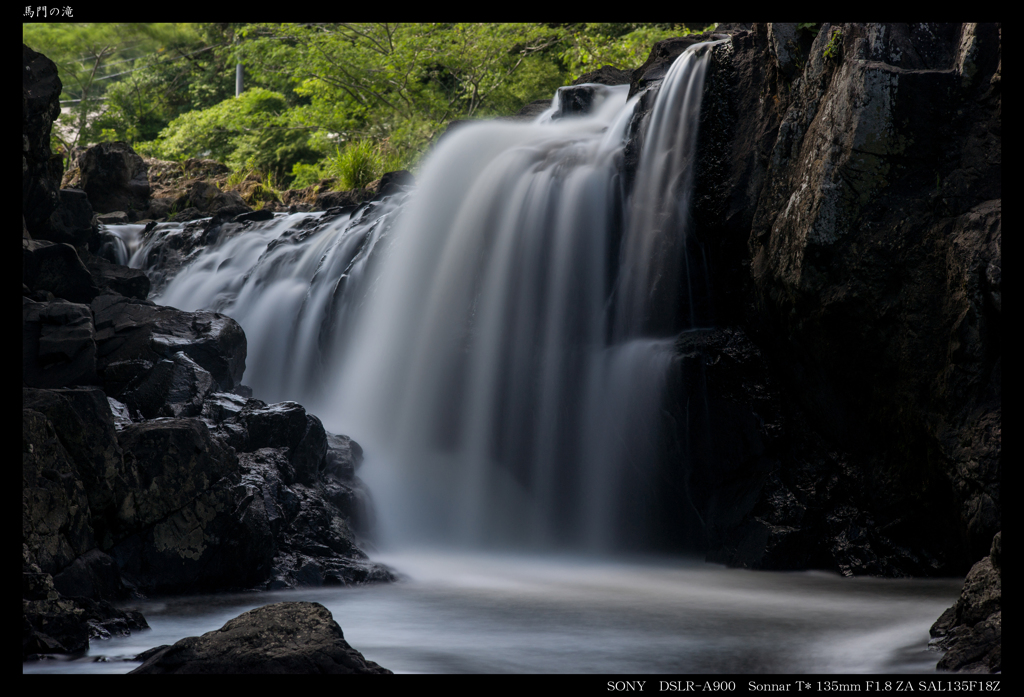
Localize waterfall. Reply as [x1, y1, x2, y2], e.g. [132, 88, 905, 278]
[137, 42, 719, 553]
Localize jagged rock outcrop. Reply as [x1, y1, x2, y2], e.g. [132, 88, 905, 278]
[22, 44, 63, 238]
[129, 602, 391, 674]
[22, 44, 394, 663]
[931, 532, 1000, 672]
[66, 141, 152, 216]
[23, 544, 149, 658]
[621, 23, 1000, 578]
[89, 292, 246, 391]
[23, 240, 98, 304]
[22, 298, 99, 389]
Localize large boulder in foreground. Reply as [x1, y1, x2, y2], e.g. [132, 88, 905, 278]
[130, 602, 391, 674]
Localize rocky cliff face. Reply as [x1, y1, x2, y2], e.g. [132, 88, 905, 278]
[21, 44, 392, 662]
[622, 24, 1000, 579]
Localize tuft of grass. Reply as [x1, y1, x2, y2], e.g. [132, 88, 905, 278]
[326, 138, 406, 191]
[227, 157, 282, 206]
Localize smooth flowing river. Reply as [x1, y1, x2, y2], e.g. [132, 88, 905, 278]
[24, 551, 960, 674]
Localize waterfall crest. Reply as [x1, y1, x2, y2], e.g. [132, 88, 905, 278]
[135, 42, 719, 552]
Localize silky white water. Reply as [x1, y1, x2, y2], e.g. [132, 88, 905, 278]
[111, 44, 722, 552]
[23, 552, 960, 674]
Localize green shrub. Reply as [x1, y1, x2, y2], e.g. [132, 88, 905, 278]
[290, 162, 328, 190]
[324, 138, 408, 191]
[328, 139, 380, 190]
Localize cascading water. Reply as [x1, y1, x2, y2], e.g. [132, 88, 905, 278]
[128, 42, 720, 554]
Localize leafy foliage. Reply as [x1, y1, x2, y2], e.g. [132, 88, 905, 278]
[25, 22, 721, 190]
[235, 23, 567, 150]
[138, 88, 318, 186]
[559, 23, 714, 81]
[22, 23, 225, 149]
[823, 27, 843, 62]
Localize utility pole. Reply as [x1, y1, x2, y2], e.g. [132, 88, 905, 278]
[236, 63, 243, 97]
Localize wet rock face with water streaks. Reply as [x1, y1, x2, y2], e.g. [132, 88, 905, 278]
[659, 23, 1001, 578]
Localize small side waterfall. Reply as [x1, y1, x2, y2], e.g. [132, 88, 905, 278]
[131, 42, 720, 553]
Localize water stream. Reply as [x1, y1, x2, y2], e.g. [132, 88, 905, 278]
[24, 552, 959, 674]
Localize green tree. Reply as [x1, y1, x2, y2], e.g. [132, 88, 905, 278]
[236, 23, 565, 153]
[559, 23, 714, 82]
[22, 23, 202, 149]
[139, 87, 318, 185]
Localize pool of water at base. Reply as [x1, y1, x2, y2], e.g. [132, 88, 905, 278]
[23, 550, 961, 674]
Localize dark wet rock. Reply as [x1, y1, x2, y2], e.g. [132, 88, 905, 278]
[100, 359, 153, 399]
[765, 23, 805, 80]
[115, 418, 236, 530]
[22, 43, 63, 237]
[173, 180, 250, 220]
[22, 387, 140, 550]
[238, 449, 293, 537]
[23, 298, 99, 390]
[110, 417, 277, 593]
[107, 396, 134, 428]
[200, 391, 249, 423]
[573, 65, 632, 85]
[550, 83, 628, 120]
[51, 548, 128, 601]
[22, 44, 388, 647]
[23, 597, 90, 657]
[41, 188, 99, 248]
[91, 293, 246, 391]
[23, 240, 97, 305]
[315, 187, 374, 211]
[375, 169, 415, 197]
[22, 50, 96, 247]
[24, 546, 59, 602]
[325, 431, 363, 481]
[129, 602, 391, 674]
[234, 209, 275, 224]
[22, 409, 96, 576]
[97, 211, 130, 225]
[629, 35, 713, 98]
[120, 351, 215, 419]
[126, 217, 212, 291]
[22, 545, 148, 660]
[199, 391, 251, 452]
[322, 477, 376, 538]
[167, 206, 206, 222]
[81, 249, 150, 300]
[237, 447, 393, 588]
[240, 401, 327, 486]
[78, 596, 149, 641]
[741, 24, 1000, 569]
[70, 142, 152, 217]
[931, 532, 1001, 673]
